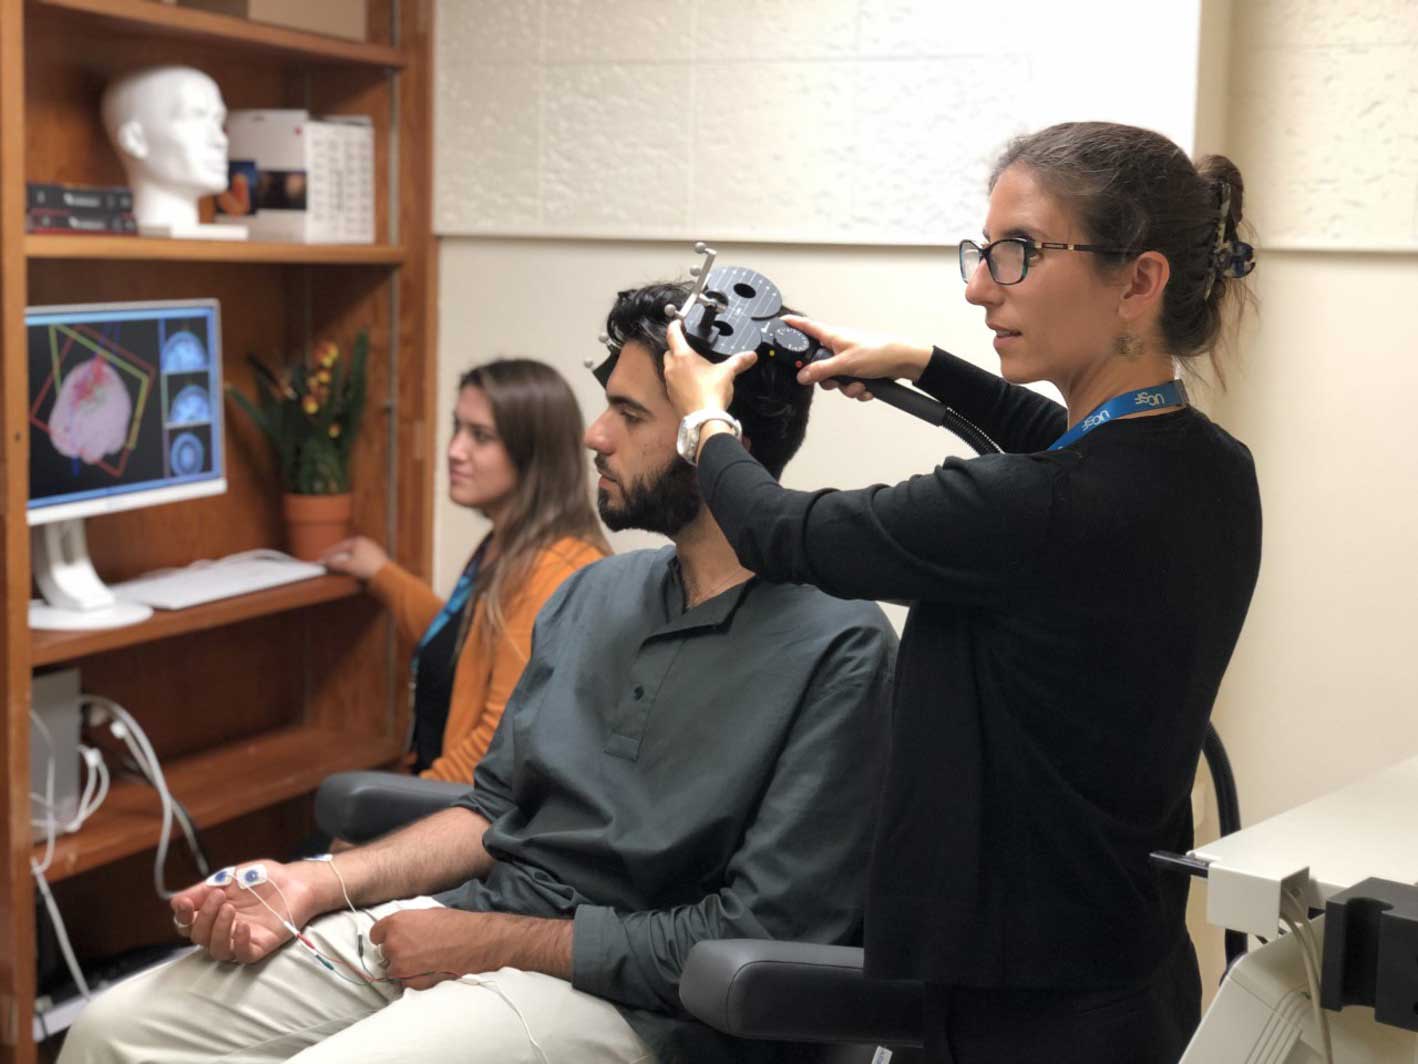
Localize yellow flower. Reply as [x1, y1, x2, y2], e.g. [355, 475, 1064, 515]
[317, 341, 339, 368]
[317, 369, 331, 384]
[302, 395, 319, 415]
[328, 423, 342, 438]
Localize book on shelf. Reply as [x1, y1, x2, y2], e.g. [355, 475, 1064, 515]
[26, 208, 138, 235]
[216, 110, 375, 244]
[27, 182, 134, 213]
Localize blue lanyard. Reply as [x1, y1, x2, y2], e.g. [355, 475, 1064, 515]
[415, 549, 481, 656]
[1048, 380, 1188, 451]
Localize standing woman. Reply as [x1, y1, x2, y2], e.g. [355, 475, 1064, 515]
[324, 359, 608, 783]
[664, 122, 1261, 1062]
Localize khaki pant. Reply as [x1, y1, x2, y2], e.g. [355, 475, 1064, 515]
[59, 897, 655, 1064]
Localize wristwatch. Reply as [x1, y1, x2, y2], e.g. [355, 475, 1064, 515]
[676, 409, 742, 466]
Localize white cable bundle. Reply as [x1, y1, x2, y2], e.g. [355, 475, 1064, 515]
[1280, 886, 1333, 1064]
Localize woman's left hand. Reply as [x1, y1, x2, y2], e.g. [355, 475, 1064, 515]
[663, 319, 758, 418]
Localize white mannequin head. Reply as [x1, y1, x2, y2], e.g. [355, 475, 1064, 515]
[101, 66, 229, 229]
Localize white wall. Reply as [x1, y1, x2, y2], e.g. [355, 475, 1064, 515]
[434, 0, 1203, 245]
[1208, 0, 1418, 823]
[431, 0, 1207, 598]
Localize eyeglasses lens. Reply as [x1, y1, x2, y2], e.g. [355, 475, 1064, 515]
[959, 240, 1028, 285]
[991, 240, 1026, 284]
[958, 241, 981, 283]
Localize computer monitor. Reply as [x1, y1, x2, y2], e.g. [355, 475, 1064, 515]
[27, 299, 225, 630]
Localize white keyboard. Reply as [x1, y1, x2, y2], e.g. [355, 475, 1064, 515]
[112, 551, 327, 611]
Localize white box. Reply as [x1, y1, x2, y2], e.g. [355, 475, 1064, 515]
[30, 668, 82, 843]
[217, 110, 374, 244]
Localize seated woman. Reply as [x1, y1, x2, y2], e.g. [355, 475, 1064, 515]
[324, 359, 608, 782]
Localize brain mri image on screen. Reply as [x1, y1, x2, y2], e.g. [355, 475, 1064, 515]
[48, 357, 134, 464]
[167, 383, 212, 426]
[161, 330, 210, 373]
[168, 431, 206, 476]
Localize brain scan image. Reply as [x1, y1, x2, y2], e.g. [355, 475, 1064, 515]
[168, 383, 212, 426]
[48, 357, 134, 464]
[161, 331, 209, 373]
[169, 432, 206, 476]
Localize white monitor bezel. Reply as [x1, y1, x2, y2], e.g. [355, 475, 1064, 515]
[26, 298, 227, 527]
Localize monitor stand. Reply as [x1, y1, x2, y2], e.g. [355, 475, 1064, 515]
[29, 519, 152, 631]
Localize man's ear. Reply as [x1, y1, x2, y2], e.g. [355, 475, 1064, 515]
[114, 120, 149, 161]
[1118, 250, 1170, 327]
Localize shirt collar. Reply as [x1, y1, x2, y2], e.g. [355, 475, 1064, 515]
[658, 554, 756, 637]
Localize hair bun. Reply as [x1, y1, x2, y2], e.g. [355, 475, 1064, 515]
[1197, 154, 1245, 232]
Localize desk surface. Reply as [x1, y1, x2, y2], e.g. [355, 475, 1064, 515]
[1192, 755, 1418, 901]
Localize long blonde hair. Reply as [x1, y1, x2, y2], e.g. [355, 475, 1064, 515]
[458, 360, 608, 647]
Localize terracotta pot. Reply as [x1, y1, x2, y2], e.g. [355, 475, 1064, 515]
[282, 492, 353, 561]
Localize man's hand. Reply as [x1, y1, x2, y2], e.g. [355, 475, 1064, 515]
[369, 909, 572, 991]
[170, 859, 332, 964]
[782, 315, 931, 401]
[662, 319, 757, 419]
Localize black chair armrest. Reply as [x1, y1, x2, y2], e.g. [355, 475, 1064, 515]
[315, 771, 473, 844]
[680, 940, 923, 1048]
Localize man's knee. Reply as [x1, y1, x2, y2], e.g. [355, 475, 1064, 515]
[58, 975, 149, 1064]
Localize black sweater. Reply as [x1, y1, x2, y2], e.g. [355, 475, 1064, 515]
[698, 348, 1261, 989]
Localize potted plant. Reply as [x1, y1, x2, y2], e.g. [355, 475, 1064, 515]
[227, 330, 369, 560]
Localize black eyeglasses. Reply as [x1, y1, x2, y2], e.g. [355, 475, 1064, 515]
[958, 237, 1137, 286]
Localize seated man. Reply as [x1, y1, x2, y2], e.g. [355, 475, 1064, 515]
[61, 282, 897, 1064]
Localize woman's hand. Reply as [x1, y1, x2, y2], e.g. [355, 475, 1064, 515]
[320, 536, 388, 580]
[662, 319, 757, 419]
[170, 858, 327, 964]
[784, 316, 932, 402]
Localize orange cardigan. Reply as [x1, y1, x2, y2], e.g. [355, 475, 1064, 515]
[367, 536, 606, 782]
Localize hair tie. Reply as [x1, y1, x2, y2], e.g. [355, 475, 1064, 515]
[1202, 181, 1255, 298]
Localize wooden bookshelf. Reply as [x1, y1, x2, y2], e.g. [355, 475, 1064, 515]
[27, 235, 407, 265]
[30, 0, 407, 68]
[29, 575, 361, 666]
[33, 725, 403, 882]
[1, 1, 436, 1058]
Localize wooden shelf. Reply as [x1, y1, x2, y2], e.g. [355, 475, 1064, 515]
[32, 725, 402, 881]
[30, 0, 406, 68]
[27, 235, 406, 265]
[31, 575, 361, 666]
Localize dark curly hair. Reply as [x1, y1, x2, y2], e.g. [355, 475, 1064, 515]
[601, 281, 813, 479]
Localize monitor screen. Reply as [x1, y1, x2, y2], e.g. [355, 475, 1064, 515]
[27, 300, 225, 525]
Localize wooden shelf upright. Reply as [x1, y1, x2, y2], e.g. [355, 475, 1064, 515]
[0, 2, 438, 1058]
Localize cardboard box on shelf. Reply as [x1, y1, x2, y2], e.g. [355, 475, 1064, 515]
[176, 0, 368, 42]
[217, 111, 374, 244]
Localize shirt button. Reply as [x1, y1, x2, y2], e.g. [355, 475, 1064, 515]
[632, 685, 645, 700]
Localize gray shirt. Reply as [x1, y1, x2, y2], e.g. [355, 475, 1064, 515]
[438, 547, 896, 1062]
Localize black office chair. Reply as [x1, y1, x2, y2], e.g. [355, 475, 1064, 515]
[315, 724, 1240, 1063]
[674, 723, 1244, 1061]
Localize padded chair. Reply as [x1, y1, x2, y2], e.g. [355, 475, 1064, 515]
[315, 723, 1240, 1063]
[676, 723, 1244, 1061]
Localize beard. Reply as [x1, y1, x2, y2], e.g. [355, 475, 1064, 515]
[598, 453, 702, 536]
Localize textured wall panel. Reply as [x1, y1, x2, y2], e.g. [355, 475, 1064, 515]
[1231, 0, 1418, 247]
[435, 63, 543, 232]
[542, 64, 693, 232]
[435, 0, 1203, 243]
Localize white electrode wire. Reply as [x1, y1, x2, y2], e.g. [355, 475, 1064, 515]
[29, 748, 110, 835]
[1281, 892, 1333, 1064]
[27, 711, 103, 1003]
[121, 753, 208, 876]
[30, 864, 90, 1000]
[85, 697, 179, 899]
[28, 710, 58, 875]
